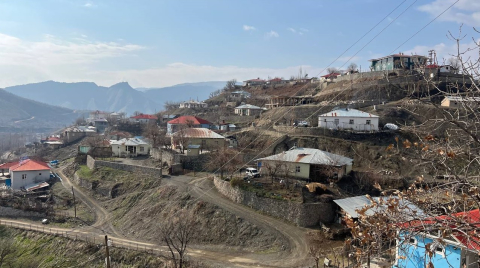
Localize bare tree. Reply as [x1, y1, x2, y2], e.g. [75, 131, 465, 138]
[164, 101, 181, 111]
[262, 155, 285, 183]
[326, 67, 340, 74]
[346, 63, 358, 73]
[223, 79, 237, 92]
[143, 122, 165, 148]
[206, 147, 242, 179]
[160, 209, 198, 268]
[447, 57, 461, 74]
[345, 27, 480, 268]
[171, 126, 190, 154]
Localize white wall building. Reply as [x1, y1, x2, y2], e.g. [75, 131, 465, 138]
[179, 100, 208, 109]
[318, 108, 379, 132]
[9, 159, 51, 190]
[110, 138, 151, 157]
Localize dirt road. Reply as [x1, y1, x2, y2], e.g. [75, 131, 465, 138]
[4, 170, 311, 267]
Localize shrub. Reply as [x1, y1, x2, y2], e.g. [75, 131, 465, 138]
[230, 178, 243, 188]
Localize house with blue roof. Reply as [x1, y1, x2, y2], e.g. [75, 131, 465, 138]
[318, 108, 379, 132]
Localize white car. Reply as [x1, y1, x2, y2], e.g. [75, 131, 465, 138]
[297, 121, 309, 127]
[245, 167, 260, 178]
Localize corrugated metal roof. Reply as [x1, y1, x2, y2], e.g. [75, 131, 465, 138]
[334, 195, 424, 219]
[172, 128, 225, 139]
[319, 108, 379, 118]
[110, 138, 148, 146]
[444, 96, 480, 102]
[235, 104, 262, 109]
[256, 147, 353, 166]
[25, 182, 49, 192]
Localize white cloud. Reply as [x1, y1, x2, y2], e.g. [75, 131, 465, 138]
[287, 27, 296, 33]
[83, 2, 96, 8]
[299, 28, 309, 32]
[288, 27, 308, 35]
[265, 30, 279, 39]
[243, 25, 256, 31]
[418, 0, 480, 26]
[0, 33, 144, 87]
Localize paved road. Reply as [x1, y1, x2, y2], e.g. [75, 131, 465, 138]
[4, 169, 310, 267]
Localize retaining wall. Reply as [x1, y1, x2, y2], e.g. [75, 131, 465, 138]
[86, 155, 162, 178]
[213, 176, 334, 227]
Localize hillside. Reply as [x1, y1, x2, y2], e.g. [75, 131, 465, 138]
[0, 88, 79, 128]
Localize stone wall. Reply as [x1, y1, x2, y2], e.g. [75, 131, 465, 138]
[213, 176, 334, 227]
[86, 155, 162, 178]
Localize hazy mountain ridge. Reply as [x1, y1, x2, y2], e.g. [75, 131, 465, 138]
[0, 88, 79, 128]
[5, 81, 225, 115]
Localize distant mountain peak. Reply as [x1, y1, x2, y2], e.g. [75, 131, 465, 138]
[109, 81, 133, 89]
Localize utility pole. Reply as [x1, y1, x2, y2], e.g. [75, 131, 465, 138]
[71, 186, 76, 218]
[105, 235, 111, 268]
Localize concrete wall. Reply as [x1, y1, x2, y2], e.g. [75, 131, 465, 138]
[213, 176, 334, 227]
[86, 155, 162, 178]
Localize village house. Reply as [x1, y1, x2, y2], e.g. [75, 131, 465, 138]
[213, 121, 237, 132]
[171, 128, 226, 152]
[108, 131, 132, 141]
[167, 115, 212, 134]
[234, 104, 264, 116]
[93, 118, 109, 133]
[320, 73, 341, 81]
[243, 78, 266, 87]
[179, 100, 208, 109]
[441, 96, 480, 109]
[369, 53, 428, 71]
[130, 113, 158, 124]
[110, 138, 150, 157]
[256, 147, 353, 180]
[265, 95, 314, 109]
[395, 209, 479, 268]
[266, 78, 287, 85]
[63, 126, 96, 144]
[230, 90, 251, 99]
[87, 110, 107, 123]
[318, 108, 379, 132]
[333, 195, 423, 225]
[8, 159, 51, 191]
[78, 139, 112, 157]
[162, 114, 178, 122]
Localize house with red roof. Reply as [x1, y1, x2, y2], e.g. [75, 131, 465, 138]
[167, 115, 212, 134]
[395, 209, 480, 268]
[8, 159, 51, 190]
[266, 77, 287, 85]
[130, 113, 158, 124]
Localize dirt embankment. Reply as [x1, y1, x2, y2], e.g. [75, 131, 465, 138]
[106, 184, 287, 252]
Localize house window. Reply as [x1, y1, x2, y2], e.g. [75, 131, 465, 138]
[366, 120, 371, 125]
[408, 237, 417, 246]
[349, 119, 354, 124]
[324, 119, 327, 122]
[295, 166, 300, 173]
[22, 174, 27, 179]
[139, 147, 144, 152]
[39, 173, 42, 175]
[435, 244, 445, 257]
[334, 119, 339, 125]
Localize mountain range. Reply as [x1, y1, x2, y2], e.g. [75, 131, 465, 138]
[4, 81, 225, 115]
[0, 88, 80, 128]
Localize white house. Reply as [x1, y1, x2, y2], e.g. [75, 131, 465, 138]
[9, 159, 51, 190]
[234, 104, 264, 116]
[129, 114, 158, 124]
[318, 108, 379, 132]
[110, 138, 151, 157]
[256, 147, 353, 180]
[179, 100, 208, 109]
[441, 96, 480, 109]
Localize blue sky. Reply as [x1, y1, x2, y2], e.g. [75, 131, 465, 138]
[0, 0, 479, 88]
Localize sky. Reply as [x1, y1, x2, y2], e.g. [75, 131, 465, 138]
[0, 0, 479, 88]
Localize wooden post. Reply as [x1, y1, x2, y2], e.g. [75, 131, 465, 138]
[105, 235, 111, 268]
[72, 186, 77, 218]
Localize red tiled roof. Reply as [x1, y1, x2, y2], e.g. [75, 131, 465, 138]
[245, 78, 265, 82]
[10, 159, 50, 172]
[269, 78, 283, 82]
[0, 161, 19, 170]
[130, 114, 158, 120]
[168, 116, 212, 125]
[321, 73, 340, 78]
[402, 209, 480, 251]
[46, 137, 61, 141]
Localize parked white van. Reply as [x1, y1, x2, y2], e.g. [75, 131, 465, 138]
[245, 167, 260, 178]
